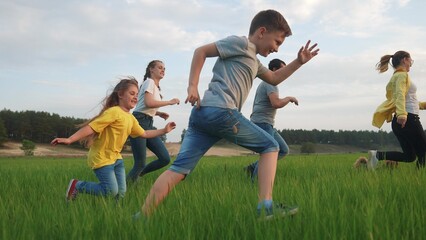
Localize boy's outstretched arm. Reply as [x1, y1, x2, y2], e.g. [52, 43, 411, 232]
[51, 125, 95, 145]
[260, 40, 319, 86]
[185, 43, 219, 109]
[269, 94, 299, 109]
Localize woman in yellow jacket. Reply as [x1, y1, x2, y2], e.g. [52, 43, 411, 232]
[369, 50, 426, 169]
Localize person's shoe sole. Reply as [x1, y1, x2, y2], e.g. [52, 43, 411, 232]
[65, 179, 78, 201]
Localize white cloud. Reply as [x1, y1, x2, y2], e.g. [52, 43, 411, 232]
[319, 0, 391, 37]
[398, 0, 410, 7]
[0, 1, 221, 69]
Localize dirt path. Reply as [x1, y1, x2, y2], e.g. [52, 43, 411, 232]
[0, 142, 253, 157]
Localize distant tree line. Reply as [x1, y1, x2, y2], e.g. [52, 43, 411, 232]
[0, 116, 7, 145]
[0, 109, 401, 149]
[277, 129, 399, 149]
[0, 109, 86, 144]
[0, 109, 169, 146]
[180, 128, 400, 149]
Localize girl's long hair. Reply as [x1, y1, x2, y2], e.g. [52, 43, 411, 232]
[375, 50, 410, 73]
[142, 60, 163, 98]
[78, 77, 139, 147]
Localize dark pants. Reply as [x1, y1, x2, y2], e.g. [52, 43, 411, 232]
[377, 113, 426, 167]
[127, 112, 171, 182]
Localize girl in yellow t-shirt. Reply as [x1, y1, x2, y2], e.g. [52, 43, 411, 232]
[51, 77, 176, 201]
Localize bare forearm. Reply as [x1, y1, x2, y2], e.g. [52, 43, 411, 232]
[145, 99, 173, 108]
[271, 99, 289, 109]
[262, 40, 319, 86]
[188, 48, 206, 88]
[155, 111, 165, 116]
[51, 124, 95, 145]
[142, 128, 167, 139]
[67, 125, 95, 143]
[270, 96, 298, 109]
[270, 59, 302, 85]
[279, 99, 291, 108]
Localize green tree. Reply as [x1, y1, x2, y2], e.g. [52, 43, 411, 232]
[300, 142, 316, 154]
[0, 117, 7, 146]
[20, 139, 36, 156]
[160, 132, 167, 143]
[181, 128, 187, 143]
[0, 109, 86, 144]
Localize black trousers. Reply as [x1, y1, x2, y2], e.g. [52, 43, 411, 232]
[377, 113, 426, 167]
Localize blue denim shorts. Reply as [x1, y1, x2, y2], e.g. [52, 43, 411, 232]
[255, 122, 289, 158]
[170, 107, 279, 175]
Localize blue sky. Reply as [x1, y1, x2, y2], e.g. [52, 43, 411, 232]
[1, 0, 426, 142]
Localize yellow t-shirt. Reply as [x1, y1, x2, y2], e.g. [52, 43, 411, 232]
[87, 106, 145, 169]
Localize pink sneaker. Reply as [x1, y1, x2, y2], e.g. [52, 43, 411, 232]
[65, 179, 78, 201]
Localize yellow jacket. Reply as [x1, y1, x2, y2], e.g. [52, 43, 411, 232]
[372, 68, 426, 128]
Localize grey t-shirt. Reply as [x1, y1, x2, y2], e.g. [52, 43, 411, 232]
[250, 81, 278, 126]
[201, 35, 268, 111]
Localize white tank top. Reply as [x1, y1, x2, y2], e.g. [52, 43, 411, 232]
[405, 81, 419, 115]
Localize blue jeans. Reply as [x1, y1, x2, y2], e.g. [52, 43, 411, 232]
[254, 122, 289, 158]
[248, 122, 289, 177]
[127, 112, 171, 182]
[76, 159, 126, 198]
[170, 107, 279, 174]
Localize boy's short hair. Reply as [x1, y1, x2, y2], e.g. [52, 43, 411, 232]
[268, 59, 286, 70]
[249, 9, 292, 37]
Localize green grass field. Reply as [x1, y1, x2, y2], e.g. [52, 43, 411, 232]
[1, 154, 425, 239]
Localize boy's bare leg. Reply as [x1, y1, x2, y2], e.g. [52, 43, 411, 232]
[141, 170, 185, 216]
[257, 151, 278, 201]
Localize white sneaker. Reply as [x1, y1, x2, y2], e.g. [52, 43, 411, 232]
[367, 150, 378, 169]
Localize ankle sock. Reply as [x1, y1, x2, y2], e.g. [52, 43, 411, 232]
[257, 199, 273, 210]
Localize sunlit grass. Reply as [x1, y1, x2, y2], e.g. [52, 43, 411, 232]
[1, 154, 425, 239]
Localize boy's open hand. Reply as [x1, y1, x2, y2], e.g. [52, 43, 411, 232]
[185, 86, 201, 108]
[297, 40, 319, 64]
[286, 96, 299, 106]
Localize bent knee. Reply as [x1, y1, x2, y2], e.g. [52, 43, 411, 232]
[101, 185, 119, 197]
[161, 156, 171, 165]
[278, 149, 289, 159]
[108, 188, 119, 197]
[407, 156, 417, 162]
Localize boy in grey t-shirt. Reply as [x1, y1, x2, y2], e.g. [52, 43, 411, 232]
[245, 59, 299, 181]
[136, 9, 319, 220]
